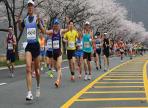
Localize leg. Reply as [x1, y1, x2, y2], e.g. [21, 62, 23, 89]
[25, 52, 33, 92]
[34, 56, 40, 87]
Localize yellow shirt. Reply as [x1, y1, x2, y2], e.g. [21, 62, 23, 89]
[64, 30, 79, 50]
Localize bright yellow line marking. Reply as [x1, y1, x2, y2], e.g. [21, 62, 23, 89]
[93, 86, 144, 88]
[60, 59, 131, 108]
[143, 60, 148, 102]
[105, 76, 142, 78]
[108, 74, 142, 75]
[102, 79, 142, 81]
[111, 72, 141, 74]
[76, 98, 146, 102]
[96, 82, 144, 84]
[85, 91, 145, 94]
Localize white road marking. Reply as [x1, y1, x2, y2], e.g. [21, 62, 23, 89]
[0, 83, 7, 86]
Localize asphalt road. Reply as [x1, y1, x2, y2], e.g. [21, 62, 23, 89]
[0, 55, 147, 108]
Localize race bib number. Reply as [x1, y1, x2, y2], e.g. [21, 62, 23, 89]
[77, 42, 82, 49]
[96, 44, 101, 48]
[68, 42, 75, 48]
[84, 42, 90, 48]
[27, 28, 36, 40]
[8, 43, 13, 50]
[47, 40, 52, 49]
[53, 40, 59, 49]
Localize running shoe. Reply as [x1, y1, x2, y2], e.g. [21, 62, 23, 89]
[84, 75, 88, 81]
[71, 76, 75, 81]
[55, 80, 60, 88]
[36, 87, 40, 98]
[88, 75, 91, 80]
[26, 93, 33, 101]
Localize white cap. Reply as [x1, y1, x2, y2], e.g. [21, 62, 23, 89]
[85, 21, 90, 25]
[28, 0, 35, 5]
[104, 33, 107, 35]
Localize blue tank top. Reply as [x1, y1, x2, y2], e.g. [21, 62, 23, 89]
[52, 30, 61, 53]
[46, 36, 53, 51]
[82, 33, 93, 53]
[25, 15, 38, 43]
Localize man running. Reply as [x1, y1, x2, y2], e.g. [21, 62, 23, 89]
[38, 31, 46, 71]
[44, 18, 69, 87]
[63, 20, 79, 81]
[75, 29, 83, 79]
[18, 0, 44, 101]
[5, 26, 16, 78]
[103, 33, 110, 71]
[45, 30, 54, 78]
[94, 32, 102, 70]
[82, 21, 93, 80]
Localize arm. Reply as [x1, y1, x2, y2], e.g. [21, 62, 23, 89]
[13, 35, 17, 52]
[18, 16, 24, 32]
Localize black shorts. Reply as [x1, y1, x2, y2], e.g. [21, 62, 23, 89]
[93, 52, 96, 57]
[6, 50, 15, 63]
[53, 50, 62, 61]
[67, 50, 75, 60]
[83, 52, 91, 61]
[25, 42, 40, 60]
[46, 50, 53, 58]
[103, 48, 110, 58]
[96, 48, 101, 55]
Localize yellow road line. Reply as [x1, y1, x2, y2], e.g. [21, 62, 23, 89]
[60, 59, 131, 108]
[110, 72, 141, 74]
[93, 86, 144, 88]
[96, 82, 144, 84]
[102, 79, 142, 81]
[76, 98, 146, 102]
[143, 60, 148, 102]
[105, 76, 142, 78]
[108, 74, 142, 76]
[85, 91, 145, 94]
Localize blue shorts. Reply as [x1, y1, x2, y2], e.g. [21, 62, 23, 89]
[75, 50, 83, 58]
[40, 50, 45, 57]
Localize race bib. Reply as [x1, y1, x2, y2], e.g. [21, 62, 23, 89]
[84, 42, 90, 48]
[47, 40, 52, 49]
[8, 43, 13, 50]
[77, 42, 82, 49]
[27, 28, 36, 40]
[68, 42, 75, 48]
[53, 40, 59, 49]
[96, 44, 101, 48]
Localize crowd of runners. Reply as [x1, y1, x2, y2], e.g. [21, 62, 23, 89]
[4, 0, 146, 101]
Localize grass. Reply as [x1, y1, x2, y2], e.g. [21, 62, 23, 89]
[0, 54, 67, 67]
[0, 60, 25, 67]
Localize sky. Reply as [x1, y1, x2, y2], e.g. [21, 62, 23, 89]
[117, 0, 148, 30]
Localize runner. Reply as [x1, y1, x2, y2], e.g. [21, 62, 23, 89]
[102, 33, 110, 71]
[63, 20, 79, 81]
[38, 31, 46, 71]
[45, 30, 54, 78]
[118, 39, 125, 61]
[82, 21, 93, 80]
[18, 0, 44, 101]
[5, 26, 16, 78]
[44, 18, 69, 87]
[128, 41, 133, 59]
[75, 29, 83, 79]
[94, 32, 102, 70]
